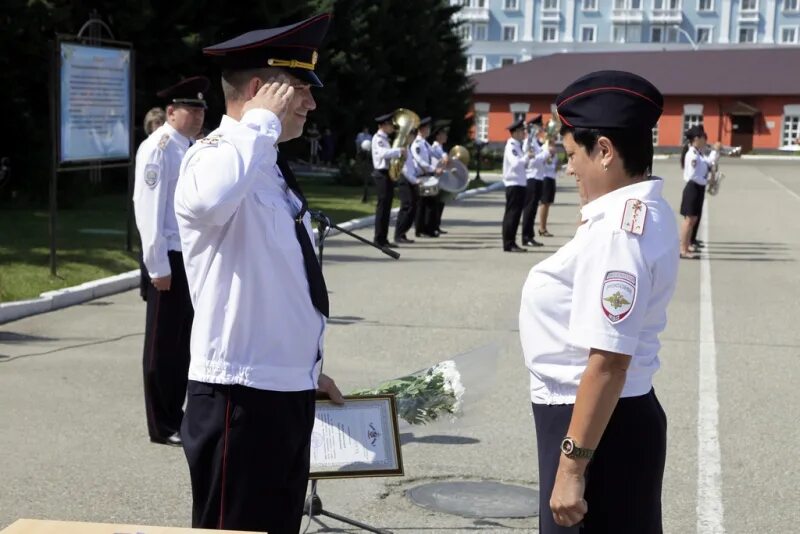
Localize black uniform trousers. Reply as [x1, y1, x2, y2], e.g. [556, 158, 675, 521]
[521, 179, 543, 243]
[435, 200, 446, 231]
[394, 179, 419, 240]
[182, 381, 316, 534]
[532, 389, 667, 534]
[415, 197, 438, 236]
[143, 251, 193, 442]
[372, 169, 395, 245]
[502, 185, 527, 249]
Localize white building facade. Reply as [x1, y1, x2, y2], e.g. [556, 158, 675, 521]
[454, 0, 800, 73]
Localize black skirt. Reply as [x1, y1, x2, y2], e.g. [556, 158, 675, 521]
[541, 177, 556, 204]
[680, 181, 705, 217]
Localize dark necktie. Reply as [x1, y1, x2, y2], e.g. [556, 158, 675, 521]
[276, 154, 330, 318]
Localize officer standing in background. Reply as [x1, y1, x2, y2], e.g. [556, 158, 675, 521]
[429, 124, 449, 235]
[521, 115, 545, 248]
[372, 112, 406, 248]
[174, 14, 343, 533]
[412, 117, 440, 238]
[502, 118, 532, 252]
[394, 125, 421, 244]
[133, 76, 208, 446]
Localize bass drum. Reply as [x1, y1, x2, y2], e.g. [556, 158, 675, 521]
[437, 160, 470, 203]
[419, 176, 440, 197]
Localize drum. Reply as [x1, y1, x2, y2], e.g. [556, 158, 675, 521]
[419, 176, 440, 197]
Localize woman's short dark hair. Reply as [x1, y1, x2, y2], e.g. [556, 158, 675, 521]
[560, 125, 653, 177]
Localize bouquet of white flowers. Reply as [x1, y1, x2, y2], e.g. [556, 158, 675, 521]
[350, 360, 466, 425]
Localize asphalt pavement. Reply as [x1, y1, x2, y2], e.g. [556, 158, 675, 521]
[1, 159, 798, 533]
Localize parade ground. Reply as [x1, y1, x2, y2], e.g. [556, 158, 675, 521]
[1, 159, 799, 533]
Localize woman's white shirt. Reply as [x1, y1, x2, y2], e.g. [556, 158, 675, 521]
[683, 146, 710, 185]
[519, 179, 679, 405]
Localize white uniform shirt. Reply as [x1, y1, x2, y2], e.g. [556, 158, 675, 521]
[519, 179, 679, 404]
[133, 123, 189, 277]
[411, 135, 436, 179]
[174, 109, 325, 392]
[430, 141, 446, 166]
[502, 138, 529, 187]
[401, 151, 418, 184]
[524, 137, 543, 180]
[371, 130, 402, 170]
[683, 146, 710, 186]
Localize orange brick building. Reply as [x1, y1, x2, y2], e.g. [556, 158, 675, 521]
[469, 48, 800, 153]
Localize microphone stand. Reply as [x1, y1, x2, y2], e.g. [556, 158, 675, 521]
[302, 208, 395, 534]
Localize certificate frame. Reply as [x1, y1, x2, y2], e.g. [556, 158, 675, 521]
[310, 395, 404, 480]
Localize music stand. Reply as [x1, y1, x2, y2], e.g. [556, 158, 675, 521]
[302, 210, 397, 534]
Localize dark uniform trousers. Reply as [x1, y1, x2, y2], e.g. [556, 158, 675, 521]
[435, 200, 446, 231]
[502, 185, 527, 249]
[394, 179, 419, 240]
[372, 169, 395, 245]
[521, 178, 543, 243]
[414, 173, 438, 236]
[182, 381, 316, 534]
[143, 250, 193, 442]
[532, 389, 667, 534]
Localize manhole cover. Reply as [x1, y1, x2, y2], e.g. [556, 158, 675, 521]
[407, 481, 538, 518]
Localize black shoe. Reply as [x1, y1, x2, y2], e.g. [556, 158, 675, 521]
[523, 239, 544, 247]
[395, 236, 415, 244]
[151, 432, 182, 447]
[504, 244, 528, 253]
[691, 240, 705, 249]
[437, 228, 448, 234]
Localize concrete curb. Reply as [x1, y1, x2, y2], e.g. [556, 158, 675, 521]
[0, 181, 505, 325]
[0, 270, 141, 325]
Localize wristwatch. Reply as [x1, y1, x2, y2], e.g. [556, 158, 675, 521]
[560, 437, 594, 460]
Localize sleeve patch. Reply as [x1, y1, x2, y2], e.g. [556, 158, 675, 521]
[601, 271, 637, 324]
[691, 159, 697, 168]
[157, 134, 170, 150]
[513, 149, 520, 156]
[144, 164, 160, 188]
[415, 146, 421, 155]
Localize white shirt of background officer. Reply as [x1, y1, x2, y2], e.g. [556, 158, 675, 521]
[430, 128, 449, 168]
[134, 102, 204, 291]
[502, 126, 530, 187]
[683, 137, 709, 186]
[371, 122, 405, 170]
[411, 123, 440, 181]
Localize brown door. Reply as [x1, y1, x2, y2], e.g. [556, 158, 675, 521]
[730, 115, 754, 154]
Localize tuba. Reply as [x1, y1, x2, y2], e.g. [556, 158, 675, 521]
[388, 109, 420, 181]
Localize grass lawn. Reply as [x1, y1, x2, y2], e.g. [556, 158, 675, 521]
[0, 177, 382, 303]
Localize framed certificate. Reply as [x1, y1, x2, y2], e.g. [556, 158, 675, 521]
[310, 395, 404, 479]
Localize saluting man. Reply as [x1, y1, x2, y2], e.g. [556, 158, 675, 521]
[372, 112, 406, 248]
[502, 117, 532, 252]
[133, 76, 208, 447]
[174, 14, 343, 534]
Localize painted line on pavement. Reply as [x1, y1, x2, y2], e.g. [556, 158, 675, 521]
[697, 201, 725, 534]
[763, 173, 800, 202]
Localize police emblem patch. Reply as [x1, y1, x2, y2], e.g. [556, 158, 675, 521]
[601, 270, 636, 323]
[144, 164, 159, 188]
[691, 159, 697, 168]
[415, 146, 421, 155]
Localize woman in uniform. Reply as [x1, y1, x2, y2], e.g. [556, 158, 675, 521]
[519, 70, 679, 533]
[536, 138, 559, 238]
[679, 126, 709, 259]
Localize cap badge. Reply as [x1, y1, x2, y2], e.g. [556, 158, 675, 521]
[311, 50, 318, 66]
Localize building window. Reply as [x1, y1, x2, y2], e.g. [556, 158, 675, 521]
[738, 26, 756, 42]
[696, 26, 713, 43]
[503, 25, 518, 41]
[698, 0, 714, 10]
[683, 114, 704, 133]
[501, 57, 515, 67]
[782, 113, 800, 146]
[741, 0, 758, 10]
[542, 25, 559, 41]
[474, 23, 487, 40]
[652, 122, 659, 146]
[459, 24, 472, 41]
[781, 26, 798, 43]
[581, 25, 597, 42]
[651, 26, 679, 42]
[475, 113, 489, 142]
[543, 0, 560, 9]
[654, 0, 680, 7]
[504, 0, 519, 9]
[615, 0, 642, 8]
[785, 0, 800, 12]
[472, 56, 485, 72]
[582, 0, 598, 9]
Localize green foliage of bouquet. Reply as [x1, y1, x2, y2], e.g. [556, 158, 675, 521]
[351, 361, 465, 425]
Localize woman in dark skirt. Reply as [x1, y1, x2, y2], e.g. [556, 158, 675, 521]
[519, 70, 680, 533]
[679, 126, 710, 259]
